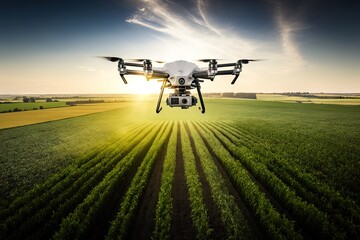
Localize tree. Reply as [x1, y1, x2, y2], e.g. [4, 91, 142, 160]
[46, 98, 53, 102]
[29, 97, 36, 102]
[23, 97, 30, 103]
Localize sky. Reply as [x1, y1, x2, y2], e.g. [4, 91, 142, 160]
[0, 0, 359, 94]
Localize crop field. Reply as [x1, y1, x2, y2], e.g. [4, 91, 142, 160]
[0, 99, 359, 239]
[0, 102, 68, 113]
[0, 103, 130, 129]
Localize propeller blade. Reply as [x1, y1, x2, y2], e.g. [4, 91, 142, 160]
[239, 59, 263, 64]
[125, 59, 165, 63]
[197, 58, 263, 63]
[97, 57, 164, 63]
[98, 56, 121, 62]
[197, 59, 223, 63]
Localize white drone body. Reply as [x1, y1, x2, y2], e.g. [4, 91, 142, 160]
[158, 60, 201, 88]
[101, 57, 258, 113]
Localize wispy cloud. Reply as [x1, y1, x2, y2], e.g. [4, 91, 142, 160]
[125, 0, 257, 60]
[271, 0, 309, 70]
[125, 0, 309, 75]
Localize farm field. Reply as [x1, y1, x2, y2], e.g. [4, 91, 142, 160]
[0, 102, 68, 113]
[257, 93, 360, 105]
[0, 102, 130, 129]
[0, 98, 359, 239]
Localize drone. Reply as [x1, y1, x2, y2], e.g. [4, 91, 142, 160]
[101, 57, 258, 113]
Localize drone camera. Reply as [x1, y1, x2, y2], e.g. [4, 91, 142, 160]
[166, 93, 197, 109]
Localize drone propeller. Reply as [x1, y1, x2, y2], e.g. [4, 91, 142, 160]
[99, 57, 165, 64]
[197, 58, 262, 64]
[197, 59, 224, 63]
[239, 59, 262, 64]
[99, 56, 121, 62]
[125, 59, 166, 64]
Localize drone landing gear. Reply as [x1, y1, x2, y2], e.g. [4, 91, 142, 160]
[156, 79, 167, 113]
[194, 80, 205, 114]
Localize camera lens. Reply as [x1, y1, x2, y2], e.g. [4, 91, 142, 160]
[178, 78, 185, 85]
[182, 98, 188, 104]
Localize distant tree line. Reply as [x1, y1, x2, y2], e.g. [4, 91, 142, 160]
[65, 99, 105, 106]
[23, 97, 36, 103]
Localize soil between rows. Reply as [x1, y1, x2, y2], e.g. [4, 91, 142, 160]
[193, 123, 264, 240]
[86, 125, 162, 240]
[184, 122, 226, 239]
[128, 127, 170, 239]
[170, 123, 196, 239]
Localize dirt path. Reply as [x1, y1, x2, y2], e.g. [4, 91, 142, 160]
[184, 122, 226, 239]
[193, 123, 264, 239]
[128, 132, 169, 239]
[169, 123, 196, 239]
[85, 125, 159, 240]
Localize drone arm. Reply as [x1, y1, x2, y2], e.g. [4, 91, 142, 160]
[215, 70, 234, 75]
[156, 79, 167, 113]
[126, 69, 169, 79]
[192, 70, 208, 79]
[124, 62, 143, 67]
[217, 63, 236, 68]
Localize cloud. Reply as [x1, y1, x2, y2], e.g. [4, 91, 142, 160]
[271, 0, 309, 70]
[124, 0, 309, 77]
[125, 0, 257, 60]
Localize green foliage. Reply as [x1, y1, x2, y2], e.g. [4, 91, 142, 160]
[195, 122, 302, 240]
[152, 123, 178, 240]
[187, 122, 252, 239]
[106, 122, 172, 240]
[0, 98, 359, 239]
[0, 102, 66, 113]
[0, 122, 151, 239]
[180, 122, 212, 239]
[53, 122, 165, 239]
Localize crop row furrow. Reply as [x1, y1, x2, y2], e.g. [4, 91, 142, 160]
[0, 121, 146, 222]
[106, 122, 172, 239]
[0, 122, 153, 239]
[17, 123, 156, 240]
[187, 122, 252, 239]
[152, 123, 178, 240]
[193, 122, 302, 240]
[216, 121, 360, 236]
[203, 122, 342, 239]
[180, 122, 212, 239]
[52, 122, 165, 239]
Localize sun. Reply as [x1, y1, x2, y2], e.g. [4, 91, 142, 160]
[125, 76, 163, 94]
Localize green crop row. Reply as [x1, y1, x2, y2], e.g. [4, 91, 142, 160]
[106, 122, 172, 239]
[52, 122, 165, 239]
[24, 122, 156, 240]
[1, 122, 154, 239]
[221, 121, 360, 215]
[202, 122, 341, 238]
[187, 122, 252, 239]
[193, 122, 302, 240]
[180, 122, 212, 239]
[215, 121, 360, 238]
[0, 121, 146, 221]
[152, 123, 178, 240]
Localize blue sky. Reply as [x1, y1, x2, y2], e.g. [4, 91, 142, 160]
[1, 0, 359, 94]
